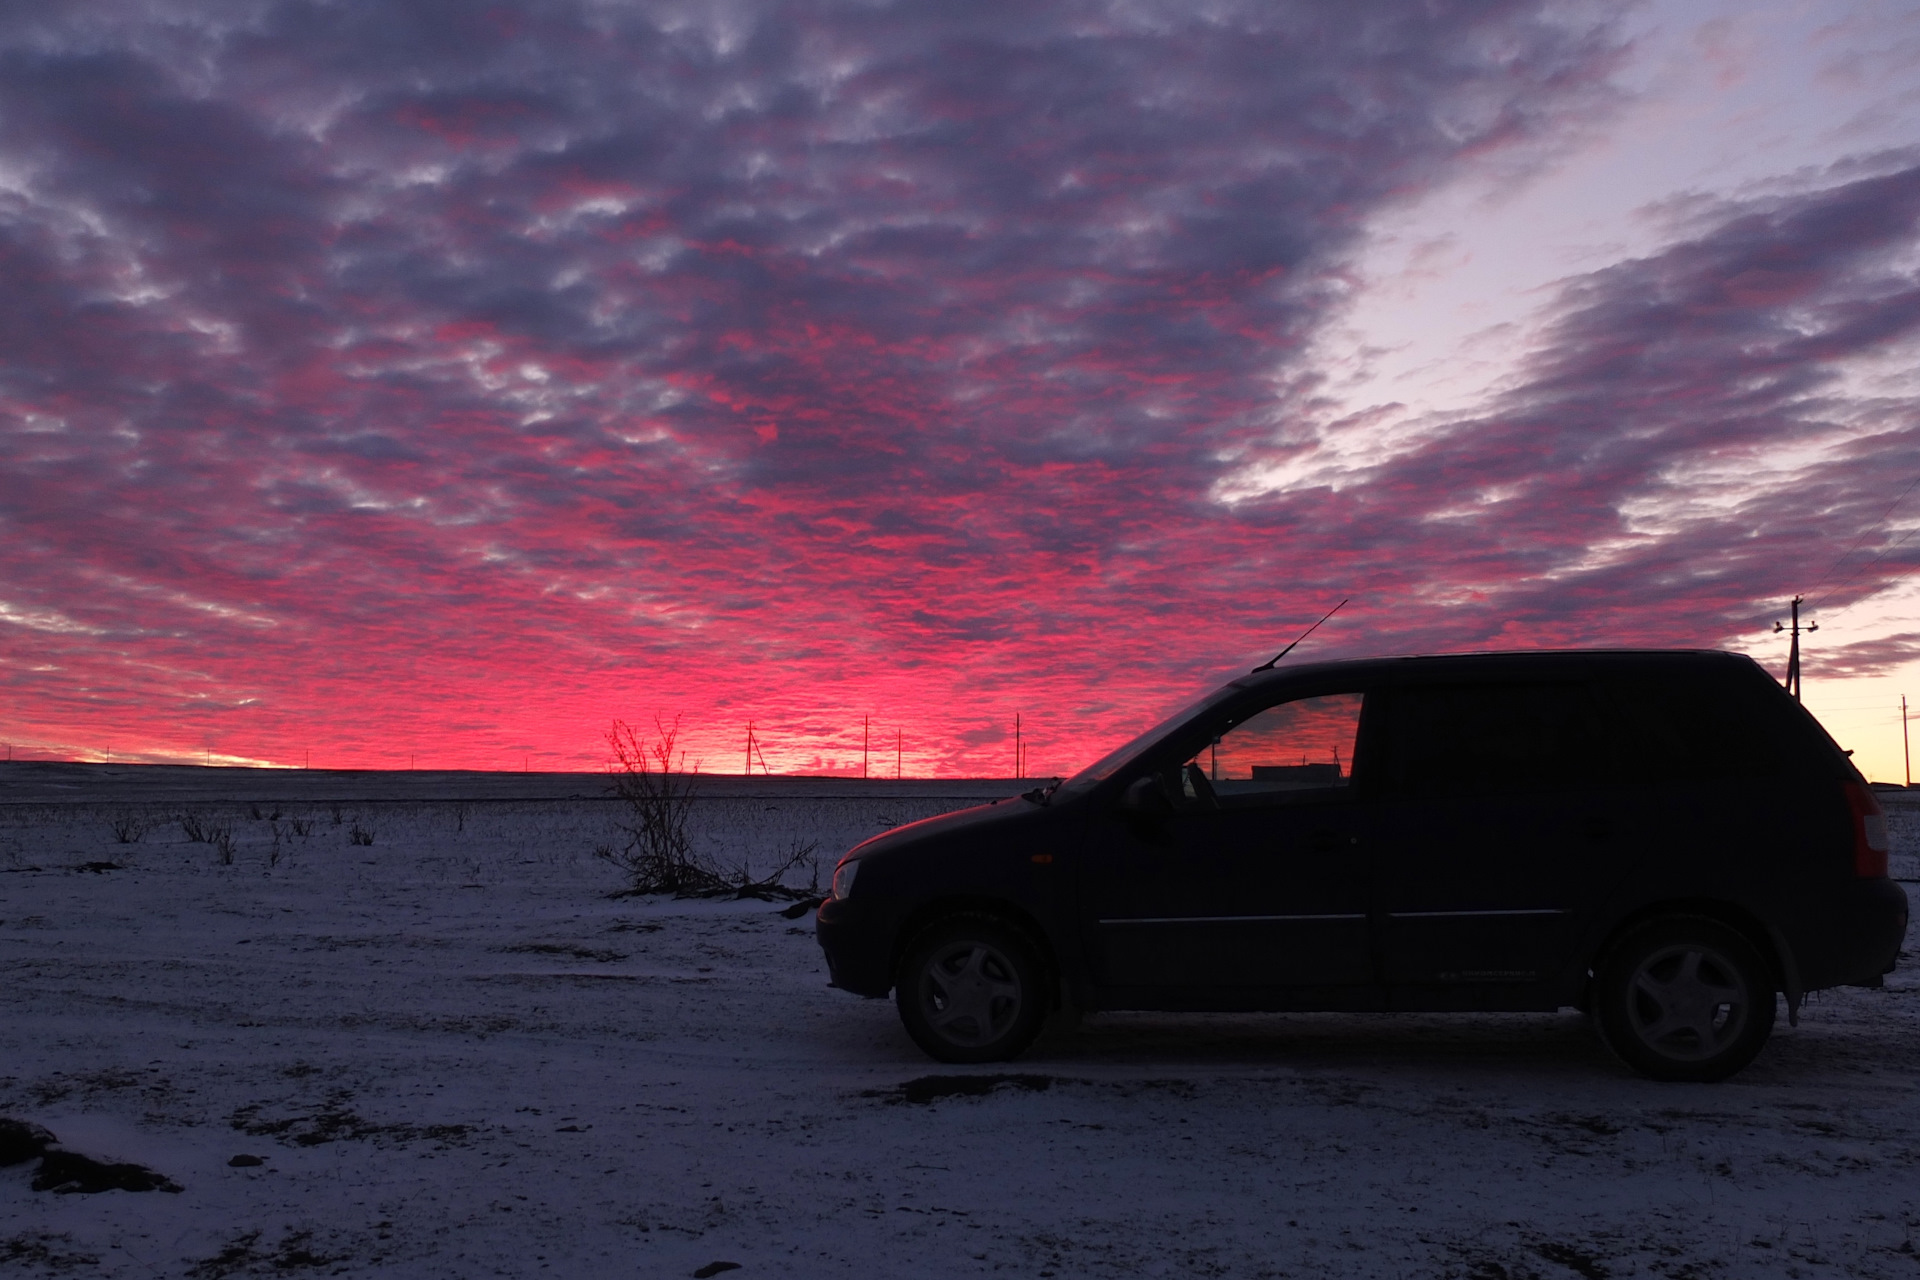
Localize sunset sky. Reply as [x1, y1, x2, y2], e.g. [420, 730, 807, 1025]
[6, 0, 1920, 779]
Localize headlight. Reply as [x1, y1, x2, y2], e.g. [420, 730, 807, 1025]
[831, 858, 861, 900]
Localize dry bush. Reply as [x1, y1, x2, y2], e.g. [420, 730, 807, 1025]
[176, 809, 237, 863]
[597, 717, 707, 894]
[596, 717, 817, 900]
[107, 811, 159, 844]
[718, 838, 821, 900]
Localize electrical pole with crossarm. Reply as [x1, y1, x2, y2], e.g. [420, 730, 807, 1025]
[1775, 596, 1818, 701]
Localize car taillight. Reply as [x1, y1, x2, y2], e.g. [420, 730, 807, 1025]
[1843, 781, 1889, 877]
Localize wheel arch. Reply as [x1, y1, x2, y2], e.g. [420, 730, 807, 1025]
[1583, 898, 1789, 999]
[889, 895, 1062, 1010]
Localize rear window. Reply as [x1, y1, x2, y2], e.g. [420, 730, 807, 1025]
[1599, 675, 1790, 780]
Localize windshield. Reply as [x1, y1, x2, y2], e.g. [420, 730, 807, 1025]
[1056, 683, 1240, 794]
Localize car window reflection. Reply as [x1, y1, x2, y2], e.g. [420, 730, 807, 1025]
[1181, 691, 1364, 805]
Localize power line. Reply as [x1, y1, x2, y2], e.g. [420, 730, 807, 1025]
[1815, 524, 1920, 622]
[1817, 528, 1920, 608]
[1807, 472, 1920, 604]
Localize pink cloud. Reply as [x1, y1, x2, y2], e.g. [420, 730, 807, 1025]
[3, 4, 1915, 775]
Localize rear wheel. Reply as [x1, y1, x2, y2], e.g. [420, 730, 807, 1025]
[1593, 916, 1775, 1082]
[896, 915, 1047, 1064]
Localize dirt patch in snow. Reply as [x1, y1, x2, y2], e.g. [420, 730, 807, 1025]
[229, 1094, 474, 1149]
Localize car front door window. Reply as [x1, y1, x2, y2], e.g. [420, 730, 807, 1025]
[1187, 692, 1363, 804]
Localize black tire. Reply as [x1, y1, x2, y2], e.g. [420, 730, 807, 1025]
[1593, 916, 1776, 1082]
[895, 915, 1048, 1064]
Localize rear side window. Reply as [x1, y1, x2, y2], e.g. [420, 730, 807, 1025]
[1378, 682, 1610, 795]
[1600, 675, 1788, 780]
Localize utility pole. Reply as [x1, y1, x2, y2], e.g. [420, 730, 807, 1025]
[897, 730, 903, 780]
[1904, 695, 1911, 788]
[1015, 714, 1022, 780]
[862, 716, 869, 779]
[1774, 596, 1818, 701]
[745, 723, 754, 777]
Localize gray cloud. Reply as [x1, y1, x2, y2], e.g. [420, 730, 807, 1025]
[19, 3, 1913, 767]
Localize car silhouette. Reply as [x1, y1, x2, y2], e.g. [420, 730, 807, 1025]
[815, 649, 1909, 1081]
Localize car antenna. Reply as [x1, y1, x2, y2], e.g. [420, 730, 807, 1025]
[1251, 598, 1349, 672]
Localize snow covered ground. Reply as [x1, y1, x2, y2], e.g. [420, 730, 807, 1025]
[2, 765, 1916, 1279]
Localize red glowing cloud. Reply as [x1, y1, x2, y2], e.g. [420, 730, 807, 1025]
[2, 3, 1918, 774]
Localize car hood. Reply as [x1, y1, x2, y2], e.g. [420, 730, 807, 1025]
[843, 796, 1032, 861]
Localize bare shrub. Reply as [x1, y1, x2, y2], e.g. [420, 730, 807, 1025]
[721, 838, 821, 901]
[107, 811, 158, 844]
[176, 809, 238, 863]
[598, 717, 708, 894]
[597, 718, 818, 901]
[348, 823, 375, 846]
[288, 816, 315, 838]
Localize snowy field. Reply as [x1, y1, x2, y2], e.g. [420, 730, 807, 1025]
[2, 764, 1917, 1279]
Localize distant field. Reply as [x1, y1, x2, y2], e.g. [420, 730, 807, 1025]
[0, 760, 1027, 804]
[6, 760, 1914, 878]
[1875, 787, 1920, 882]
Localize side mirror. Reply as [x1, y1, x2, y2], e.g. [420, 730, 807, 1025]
[1118, 775, 1172, 814]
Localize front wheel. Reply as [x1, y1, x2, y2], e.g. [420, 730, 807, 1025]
[896, 916, 1047, 1064]
[1593, 916, 1775, 1082]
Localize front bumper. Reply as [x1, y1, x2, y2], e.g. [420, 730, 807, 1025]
[814, 895, 896, 997]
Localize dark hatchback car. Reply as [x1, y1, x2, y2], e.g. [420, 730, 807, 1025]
[815, 650, 1908, 1081]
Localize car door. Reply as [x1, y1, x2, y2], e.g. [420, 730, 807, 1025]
[1078, 689, 1377, 997]
[1369, 678, 1626, 994]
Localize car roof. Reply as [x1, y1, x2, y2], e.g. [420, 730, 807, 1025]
[1227, 648, 1754, 694]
